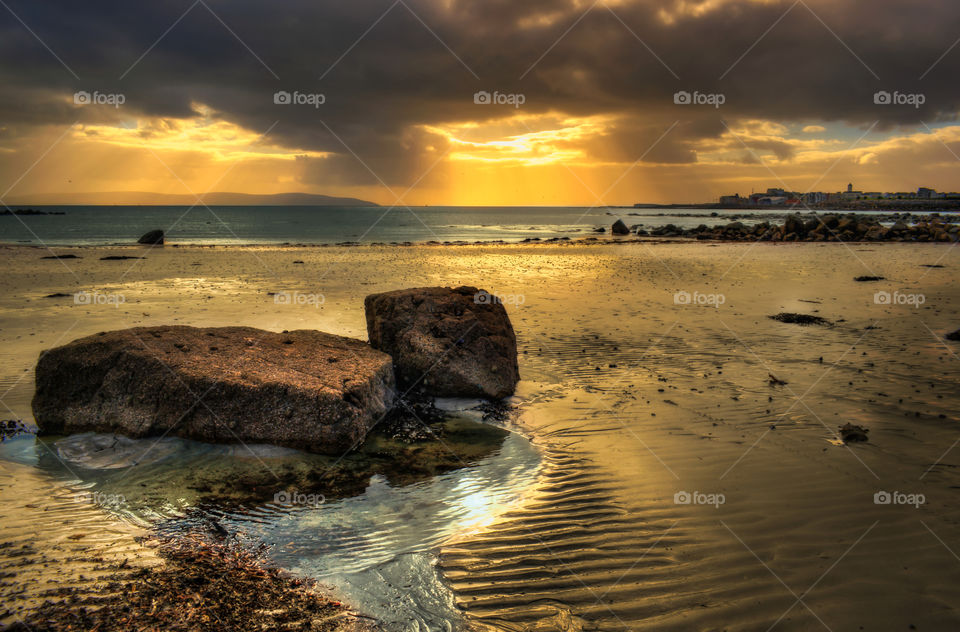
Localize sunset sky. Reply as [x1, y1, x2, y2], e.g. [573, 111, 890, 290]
[2, 0, 960, 206]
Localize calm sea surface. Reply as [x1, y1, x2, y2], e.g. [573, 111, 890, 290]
[0, 205, 903, 246]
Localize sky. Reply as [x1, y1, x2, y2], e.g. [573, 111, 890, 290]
[1, 0, 960, 206]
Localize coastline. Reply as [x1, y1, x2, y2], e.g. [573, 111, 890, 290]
[4, 205, 958, 250]
[5, 207, 958, 251]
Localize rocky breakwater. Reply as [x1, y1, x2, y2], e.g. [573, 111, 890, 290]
[644, 213, 960, 242]
[365, 286, 520, 400]
[32, 326, 396, 455]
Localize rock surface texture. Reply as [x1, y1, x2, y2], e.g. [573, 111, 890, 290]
[32, 326, 395, 454]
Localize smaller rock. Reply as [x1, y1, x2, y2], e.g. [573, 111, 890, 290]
[365, 286, 519, 399]
[839, 423, 869, 443]
[138, 229, 164, 245]
[769, 313, 830, 326]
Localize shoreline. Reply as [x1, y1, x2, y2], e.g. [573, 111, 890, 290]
[6, 210, 959, 250]
[4, 236, 959, 251]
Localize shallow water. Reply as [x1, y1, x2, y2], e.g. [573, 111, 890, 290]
[0, 414, 542, 629]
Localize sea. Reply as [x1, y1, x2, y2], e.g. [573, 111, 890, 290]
[0, 205, 917, 246]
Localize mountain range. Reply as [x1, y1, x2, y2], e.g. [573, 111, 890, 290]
[5, 192, 379, 206]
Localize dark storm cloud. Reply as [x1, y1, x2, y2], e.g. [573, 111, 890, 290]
[1, 0, 959, 185]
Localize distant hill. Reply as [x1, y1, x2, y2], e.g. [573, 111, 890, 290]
[5, 191, 379, 207]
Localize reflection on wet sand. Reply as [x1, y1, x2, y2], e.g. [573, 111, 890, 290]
[2, 242, 960, 630]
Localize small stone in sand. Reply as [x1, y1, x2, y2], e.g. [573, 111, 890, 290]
[769, 313, 830, 326]
[839, 423, 869, 443]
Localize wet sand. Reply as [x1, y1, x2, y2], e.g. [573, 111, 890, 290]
[0, 458, 159, 626]
[2, 240, 960, 630]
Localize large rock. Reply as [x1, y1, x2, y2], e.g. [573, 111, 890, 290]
[611, 219, 631, 235]
[137, 229, 164, 245]
[32, 326, 395, 454]
[365, 286, 519, 399]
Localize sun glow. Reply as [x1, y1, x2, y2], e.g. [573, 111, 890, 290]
[424, 113, 611, 166]
[69, 104, 327, 163]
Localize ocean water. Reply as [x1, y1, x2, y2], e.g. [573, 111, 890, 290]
[1, 204, 824, 246]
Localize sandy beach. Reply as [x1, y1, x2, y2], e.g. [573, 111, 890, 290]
[2, 239, 960, 631]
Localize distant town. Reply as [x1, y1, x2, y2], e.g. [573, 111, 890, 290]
[716, 184, 960, 208]
[634, 184, 960, 210]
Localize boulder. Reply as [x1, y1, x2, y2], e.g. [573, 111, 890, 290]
[821, 215, 840, 229]
[32, 326, 395, 455]
[784, 215, 803, 236]
[836, 218, 856, 232]
[365, 286, 519, 399]
[611, 219, 631, 235]
[138, 229, 164, 245]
